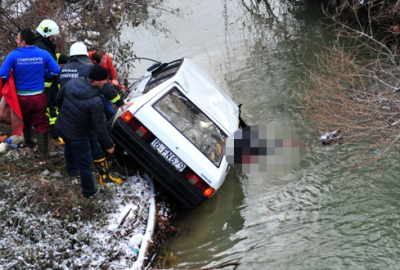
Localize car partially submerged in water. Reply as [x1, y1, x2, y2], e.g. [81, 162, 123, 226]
[109, 58, 241, 208]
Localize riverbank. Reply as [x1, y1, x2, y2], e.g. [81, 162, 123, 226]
[0, 127, 175, 269]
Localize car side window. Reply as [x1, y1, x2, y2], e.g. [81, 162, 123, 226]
[154, 87, 227, 167]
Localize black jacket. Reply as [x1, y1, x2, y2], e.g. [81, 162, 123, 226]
[34, 33, 68, 64]
[34, 32, 68, 108]
[59, 56, 124, 107]
[55, 77, 114, 149]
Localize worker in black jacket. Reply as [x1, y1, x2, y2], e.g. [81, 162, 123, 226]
[58, 42, 132, 185]
[34, 19, 69, 140]
[55, 65, 115, 198]
[59, 42, 124, 111]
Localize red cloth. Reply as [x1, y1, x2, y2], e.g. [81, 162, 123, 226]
[88, 51, 118, 81]
[0, 72, 24, 135]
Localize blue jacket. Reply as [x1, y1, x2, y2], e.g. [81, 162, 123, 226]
[0, 46, 60, 95]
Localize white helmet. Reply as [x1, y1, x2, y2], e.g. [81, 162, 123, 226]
[69, 42, 88, 56]
[36, 19, 60, 38]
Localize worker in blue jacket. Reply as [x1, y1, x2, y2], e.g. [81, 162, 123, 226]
[0, 28, 60, 158]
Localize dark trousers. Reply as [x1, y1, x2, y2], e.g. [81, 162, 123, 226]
[57, 129, 96, 198]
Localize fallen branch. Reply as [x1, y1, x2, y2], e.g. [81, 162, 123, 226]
[117, 208, 132, 229]
[107, 207, 132, 244]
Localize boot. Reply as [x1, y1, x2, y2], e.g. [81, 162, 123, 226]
[23, 127, 34, 148]
[37, 132, 57, 158]
[94, 158, 122, 185]
[56, 136, 65, 145]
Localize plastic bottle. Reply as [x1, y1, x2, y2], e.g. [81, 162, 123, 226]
[128, 244, 140, 254]
[132, 245, 140, 254]
[5, 138, 18, 148]
[8, 135, 24, 145]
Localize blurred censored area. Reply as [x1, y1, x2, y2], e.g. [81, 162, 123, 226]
[224, 124, 305, 177]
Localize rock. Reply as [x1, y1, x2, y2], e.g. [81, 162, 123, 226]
[52, 171, 62, 177]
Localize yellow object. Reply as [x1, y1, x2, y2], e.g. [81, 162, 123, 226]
[94, 158, 122, 185]
[57, 137, 65, 145]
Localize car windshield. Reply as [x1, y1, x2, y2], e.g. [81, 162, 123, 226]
[153, 87, 227, 167]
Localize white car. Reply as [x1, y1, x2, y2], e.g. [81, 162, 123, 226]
[109, 58, 241, 208]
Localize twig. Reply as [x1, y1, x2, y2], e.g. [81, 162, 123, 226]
[106, 208, 132, 244]
[117, 208, 132, 229]
[145, 253, 157, 270]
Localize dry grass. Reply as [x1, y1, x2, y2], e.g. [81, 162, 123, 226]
[296, 0, 400, 168]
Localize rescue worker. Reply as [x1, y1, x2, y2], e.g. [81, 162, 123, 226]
[88, 50, 119, 120]
[55, 65, 114, 198]
[0, 28, 60, 158]
[59, 42, 132, 185]
[34, 19, 69, 139]
[89, 50, 119, 86]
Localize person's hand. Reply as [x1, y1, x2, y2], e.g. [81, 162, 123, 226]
[106, 146, 115, 154]
[111, 79, 119, 86]
[123, 101, 134, 106]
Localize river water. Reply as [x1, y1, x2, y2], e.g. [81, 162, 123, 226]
[122, 0, 400, 269]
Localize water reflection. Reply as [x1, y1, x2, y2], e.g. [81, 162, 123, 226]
[166, 170, 245, 267]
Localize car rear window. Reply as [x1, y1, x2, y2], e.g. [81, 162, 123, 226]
[143, 60, 182, 94]
[153, 87, 227, 167]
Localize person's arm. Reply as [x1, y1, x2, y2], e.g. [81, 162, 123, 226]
[44, 51, 60, 78]
[100, 82, 124, 107]
[0, 53, 14, 82]
[91, 100, 114, 150]
[105, 55, 118, 82]
[55, 82, 67, 108]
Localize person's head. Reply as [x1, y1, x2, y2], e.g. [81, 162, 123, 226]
[36, 19, 60, 40]
[92, 50, 107, 65]
[16, 28, 35, 48]
[88, 64, 108, 89]
[69, 42, 88, 57]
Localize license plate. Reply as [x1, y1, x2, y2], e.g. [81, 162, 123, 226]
[151, 138, 187, 172]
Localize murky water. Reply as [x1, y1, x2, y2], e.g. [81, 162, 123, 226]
[122, 0, 400, 269]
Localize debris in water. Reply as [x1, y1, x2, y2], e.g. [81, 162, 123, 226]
[319, 129, 343, 145]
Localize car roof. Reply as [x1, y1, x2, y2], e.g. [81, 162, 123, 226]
[172, 58, 239, 135]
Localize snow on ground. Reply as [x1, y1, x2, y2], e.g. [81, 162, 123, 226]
[0, 168, 156, 270]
